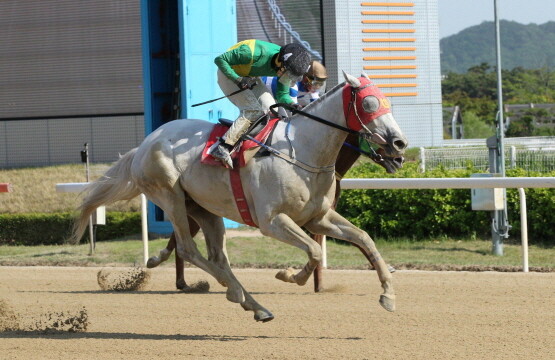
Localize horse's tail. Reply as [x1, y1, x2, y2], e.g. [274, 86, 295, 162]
[70, 148, 141, 244]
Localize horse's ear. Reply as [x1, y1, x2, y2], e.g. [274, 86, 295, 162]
[342, 70, 361, 88]
[361, 72, 371, 80]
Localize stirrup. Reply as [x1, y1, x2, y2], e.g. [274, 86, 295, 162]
[239, 114, 270, 143]
[208, 141, 234, 169]
[218, 118, 234, 127]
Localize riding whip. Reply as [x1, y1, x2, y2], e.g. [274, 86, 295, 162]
[191, 86, 251, 107]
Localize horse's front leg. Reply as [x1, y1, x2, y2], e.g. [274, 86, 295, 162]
[259, 213, 322, 286]
[305, 209, 395, 312]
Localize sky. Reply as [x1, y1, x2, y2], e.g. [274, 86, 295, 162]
[438, 0, 555, 38]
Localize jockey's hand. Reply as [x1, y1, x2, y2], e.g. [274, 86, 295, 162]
[236, 77, 257, 90]
[290, 103, 303, 112]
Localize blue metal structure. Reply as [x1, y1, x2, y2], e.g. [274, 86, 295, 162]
[141, 0, 238, 234]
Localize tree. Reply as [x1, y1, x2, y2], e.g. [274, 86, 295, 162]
[463, 111, 494, 138]
[442, 65, 555, 137]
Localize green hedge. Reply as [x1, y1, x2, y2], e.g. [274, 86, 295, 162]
[336, 162, 555, 244]
[0, 212, 141, 246]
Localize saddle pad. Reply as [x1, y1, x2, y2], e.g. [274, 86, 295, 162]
[201, 117, 280, 168]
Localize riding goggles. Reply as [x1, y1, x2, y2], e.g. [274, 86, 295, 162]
[306, 76, 326, 90]
[278, 69, 301, 87]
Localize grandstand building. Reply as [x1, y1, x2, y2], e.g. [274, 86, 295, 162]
[0, 0, 442, 168]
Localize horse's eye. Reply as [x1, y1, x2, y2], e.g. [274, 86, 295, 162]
[362, 95, 380, 113]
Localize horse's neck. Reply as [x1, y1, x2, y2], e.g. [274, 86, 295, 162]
[278, 92, 347, 167]
[336, 134, 362, 177]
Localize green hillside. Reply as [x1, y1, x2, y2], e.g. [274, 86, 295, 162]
[440, 20, 555, 74]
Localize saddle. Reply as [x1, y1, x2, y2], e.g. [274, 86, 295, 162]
[201, 116, 280, 168]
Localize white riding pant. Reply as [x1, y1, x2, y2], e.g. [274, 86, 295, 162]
[217, 70, 276, 145]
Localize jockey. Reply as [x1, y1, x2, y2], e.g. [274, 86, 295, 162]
[297, 60, 327, 107]
[260, 76, 299, 105]
[209, 39, 311, 168]
[261, 60, 327, 108]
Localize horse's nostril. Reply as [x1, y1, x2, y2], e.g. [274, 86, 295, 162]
[394, 139, 407, 150]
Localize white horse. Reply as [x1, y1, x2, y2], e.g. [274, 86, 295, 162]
[72, 71, 408, 322]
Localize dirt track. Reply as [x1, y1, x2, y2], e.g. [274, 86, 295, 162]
[1, 266, 554, 359]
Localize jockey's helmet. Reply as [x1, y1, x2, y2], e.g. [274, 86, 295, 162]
[278, 43, 311, 84]
[304, 60, 327, 91]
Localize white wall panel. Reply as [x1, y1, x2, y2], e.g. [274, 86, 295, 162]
[323, 0, 443, 147]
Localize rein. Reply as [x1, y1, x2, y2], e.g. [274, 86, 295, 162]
[269, 103, 358, 136]
[244, 135, 335, 173]
[268, 101, 385, 164]
[341, 140, 384, 164]
[252, 82, 389, 173]
[269, 92, 384, 145]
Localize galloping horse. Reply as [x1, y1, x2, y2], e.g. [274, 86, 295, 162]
[150, 131, 402, 293]
[72, 71, 407, 322]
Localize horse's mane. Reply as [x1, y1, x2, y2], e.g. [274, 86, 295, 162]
[301, 81, 346, 112]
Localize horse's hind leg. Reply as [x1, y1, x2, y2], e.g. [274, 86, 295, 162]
[305, 209, 395, 312]
[149, 232, 189, 290]
[174, 218, 201, 290]
[153, 190, 264, 315]
[187, 202, 273, 322]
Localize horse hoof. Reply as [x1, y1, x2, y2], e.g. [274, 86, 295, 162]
[295, 275, 308, 286]
[275, 268, 295, 283]
[379, 294, 396, 312]
[176, 279, 187, 290]
[254, 310, 274, 323]
[388, 264, 396, 273]
[146, 257, 160, 269]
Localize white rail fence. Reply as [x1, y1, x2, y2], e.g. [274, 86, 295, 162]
[55, 183, 149, 264]
[340, 177, 555, 272]
[57, 177, 555, 272]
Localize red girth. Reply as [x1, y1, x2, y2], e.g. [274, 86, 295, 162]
[342, 77, 391, 131]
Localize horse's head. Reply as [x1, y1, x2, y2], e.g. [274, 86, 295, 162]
[342, 71, 408, 173]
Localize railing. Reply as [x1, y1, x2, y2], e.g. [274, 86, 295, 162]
[339, 176, 555, 272]
[57, 176, 555, 272]
[443, 136, 555, 148]
[267, 0, 322, 61]
[56, 183, 149, 264]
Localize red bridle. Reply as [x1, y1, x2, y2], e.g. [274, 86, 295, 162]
[342, 77, 391, 131]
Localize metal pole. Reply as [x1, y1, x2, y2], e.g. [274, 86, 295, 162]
[419, 147, 426, 172]
[518, 188, 529, 272]
[82, 143, 95, 255]
[510, 146, 516, 168]
[321, 235, 327, 268]
[492, 0, 509, 256]
[494, 0, 505, 177]
[141, 194, 149, 265]
[451, 106, 459, 139]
